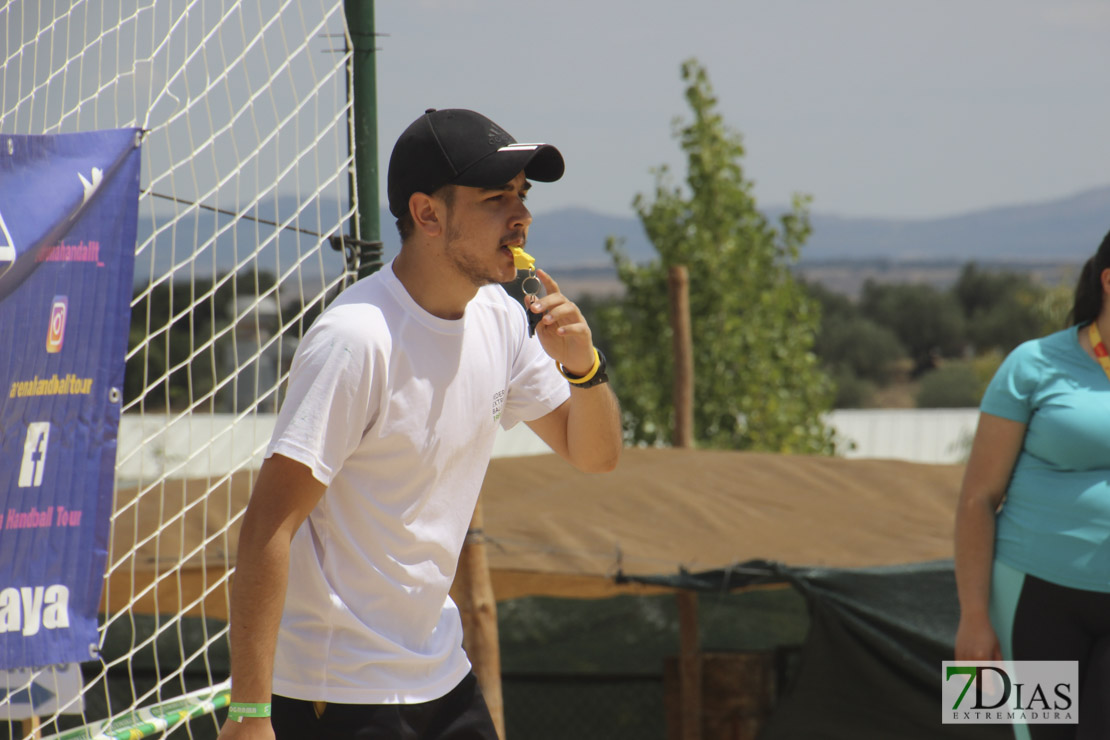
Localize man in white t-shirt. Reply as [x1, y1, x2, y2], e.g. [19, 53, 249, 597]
[217, 108, 622, 740]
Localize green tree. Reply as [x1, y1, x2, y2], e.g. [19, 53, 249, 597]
[953, 263, 1046, 353]
[805, 281, 907, 406]
[1037, 282, 1074, 333]
[124, 268, 279, 412]
[915, 362, 982, 408]
[859, 281, 966, 373]
[125, 277, 226, 411]
[818, 315, 906, 398]
[600, 59, 835, 453]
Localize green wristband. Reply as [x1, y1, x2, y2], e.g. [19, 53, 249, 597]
[228, 702, 272, 722]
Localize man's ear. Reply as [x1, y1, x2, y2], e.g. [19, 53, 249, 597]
[410, 192, 443, 238]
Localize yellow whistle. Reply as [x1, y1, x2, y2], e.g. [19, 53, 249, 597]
[510, 245, 535, 271]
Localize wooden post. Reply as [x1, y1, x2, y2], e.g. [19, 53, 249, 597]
[452, 499, 506, 739]
[21, 715, 42, 740]
[668, 265, 694, 449]
[677, 591, 702, 740]
[669, 264, 700, 738]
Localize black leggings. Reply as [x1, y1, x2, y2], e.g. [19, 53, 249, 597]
[271, 673, 498, 740]
[1009, 573, 1110, 740]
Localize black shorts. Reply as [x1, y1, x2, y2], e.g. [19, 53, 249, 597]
[992, 561, 1110, 740]
[272, 673, 498, 740]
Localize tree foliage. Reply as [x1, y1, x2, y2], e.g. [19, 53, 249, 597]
[124, 269, 284, 411]
[915, 362, 982, 408]
[801, 260, 1073, 409]
[859, 280, 966, 374]
[953, 263, 1051, 353]
[600, 59, 835, 453]
[806, 281, 906, 406]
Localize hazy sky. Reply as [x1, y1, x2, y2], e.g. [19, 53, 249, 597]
[373, 0, 1109, 220]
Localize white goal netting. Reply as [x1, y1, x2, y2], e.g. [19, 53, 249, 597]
[1, 1, 359, 737]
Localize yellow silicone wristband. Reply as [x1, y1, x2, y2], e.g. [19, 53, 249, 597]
[557, 347, 601, 384]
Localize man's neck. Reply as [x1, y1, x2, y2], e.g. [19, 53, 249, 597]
[392, 243, 477, 320]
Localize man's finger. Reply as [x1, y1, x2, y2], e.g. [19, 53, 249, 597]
[541, 303, 581, 322]
[551, 323, 590, 337]
[536, 268, 560, 296]
[528, 291, 569, 313]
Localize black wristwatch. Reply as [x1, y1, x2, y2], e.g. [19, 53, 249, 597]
[559, 348, 609, 389]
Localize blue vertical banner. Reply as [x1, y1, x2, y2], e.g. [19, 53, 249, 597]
[0, 129, 141, 668]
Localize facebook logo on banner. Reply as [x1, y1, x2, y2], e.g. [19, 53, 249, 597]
[18, 423, 50, 488]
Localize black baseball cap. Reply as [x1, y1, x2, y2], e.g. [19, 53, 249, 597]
[387, 108, 565, 219]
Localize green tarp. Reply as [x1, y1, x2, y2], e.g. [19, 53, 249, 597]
[623, 558, 1010, 739]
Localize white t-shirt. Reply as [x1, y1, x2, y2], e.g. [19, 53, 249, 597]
[265, 262, 570, 704]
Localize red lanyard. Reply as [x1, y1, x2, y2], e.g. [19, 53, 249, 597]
[1088, 322, 1110, 382]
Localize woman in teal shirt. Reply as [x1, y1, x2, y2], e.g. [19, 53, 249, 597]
[955, 229, 1110, 740]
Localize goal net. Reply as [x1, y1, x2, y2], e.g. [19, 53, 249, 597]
[2, 1, 358, 737]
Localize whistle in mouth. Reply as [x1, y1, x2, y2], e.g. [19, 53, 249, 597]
[510, 245, 535, 271]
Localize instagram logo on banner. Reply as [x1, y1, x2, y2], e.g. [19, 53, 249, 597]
[46, 296, 68, 353]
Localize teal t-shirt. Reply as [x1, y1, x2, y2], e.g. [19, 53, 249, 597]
[981, 325, 1110, 592]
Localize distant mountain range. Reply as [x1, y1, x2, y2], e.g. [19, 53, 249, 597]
[797, 185, 1110, 264]
[138, 185, 1110, 284]
[377, 185, 1110, 267]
